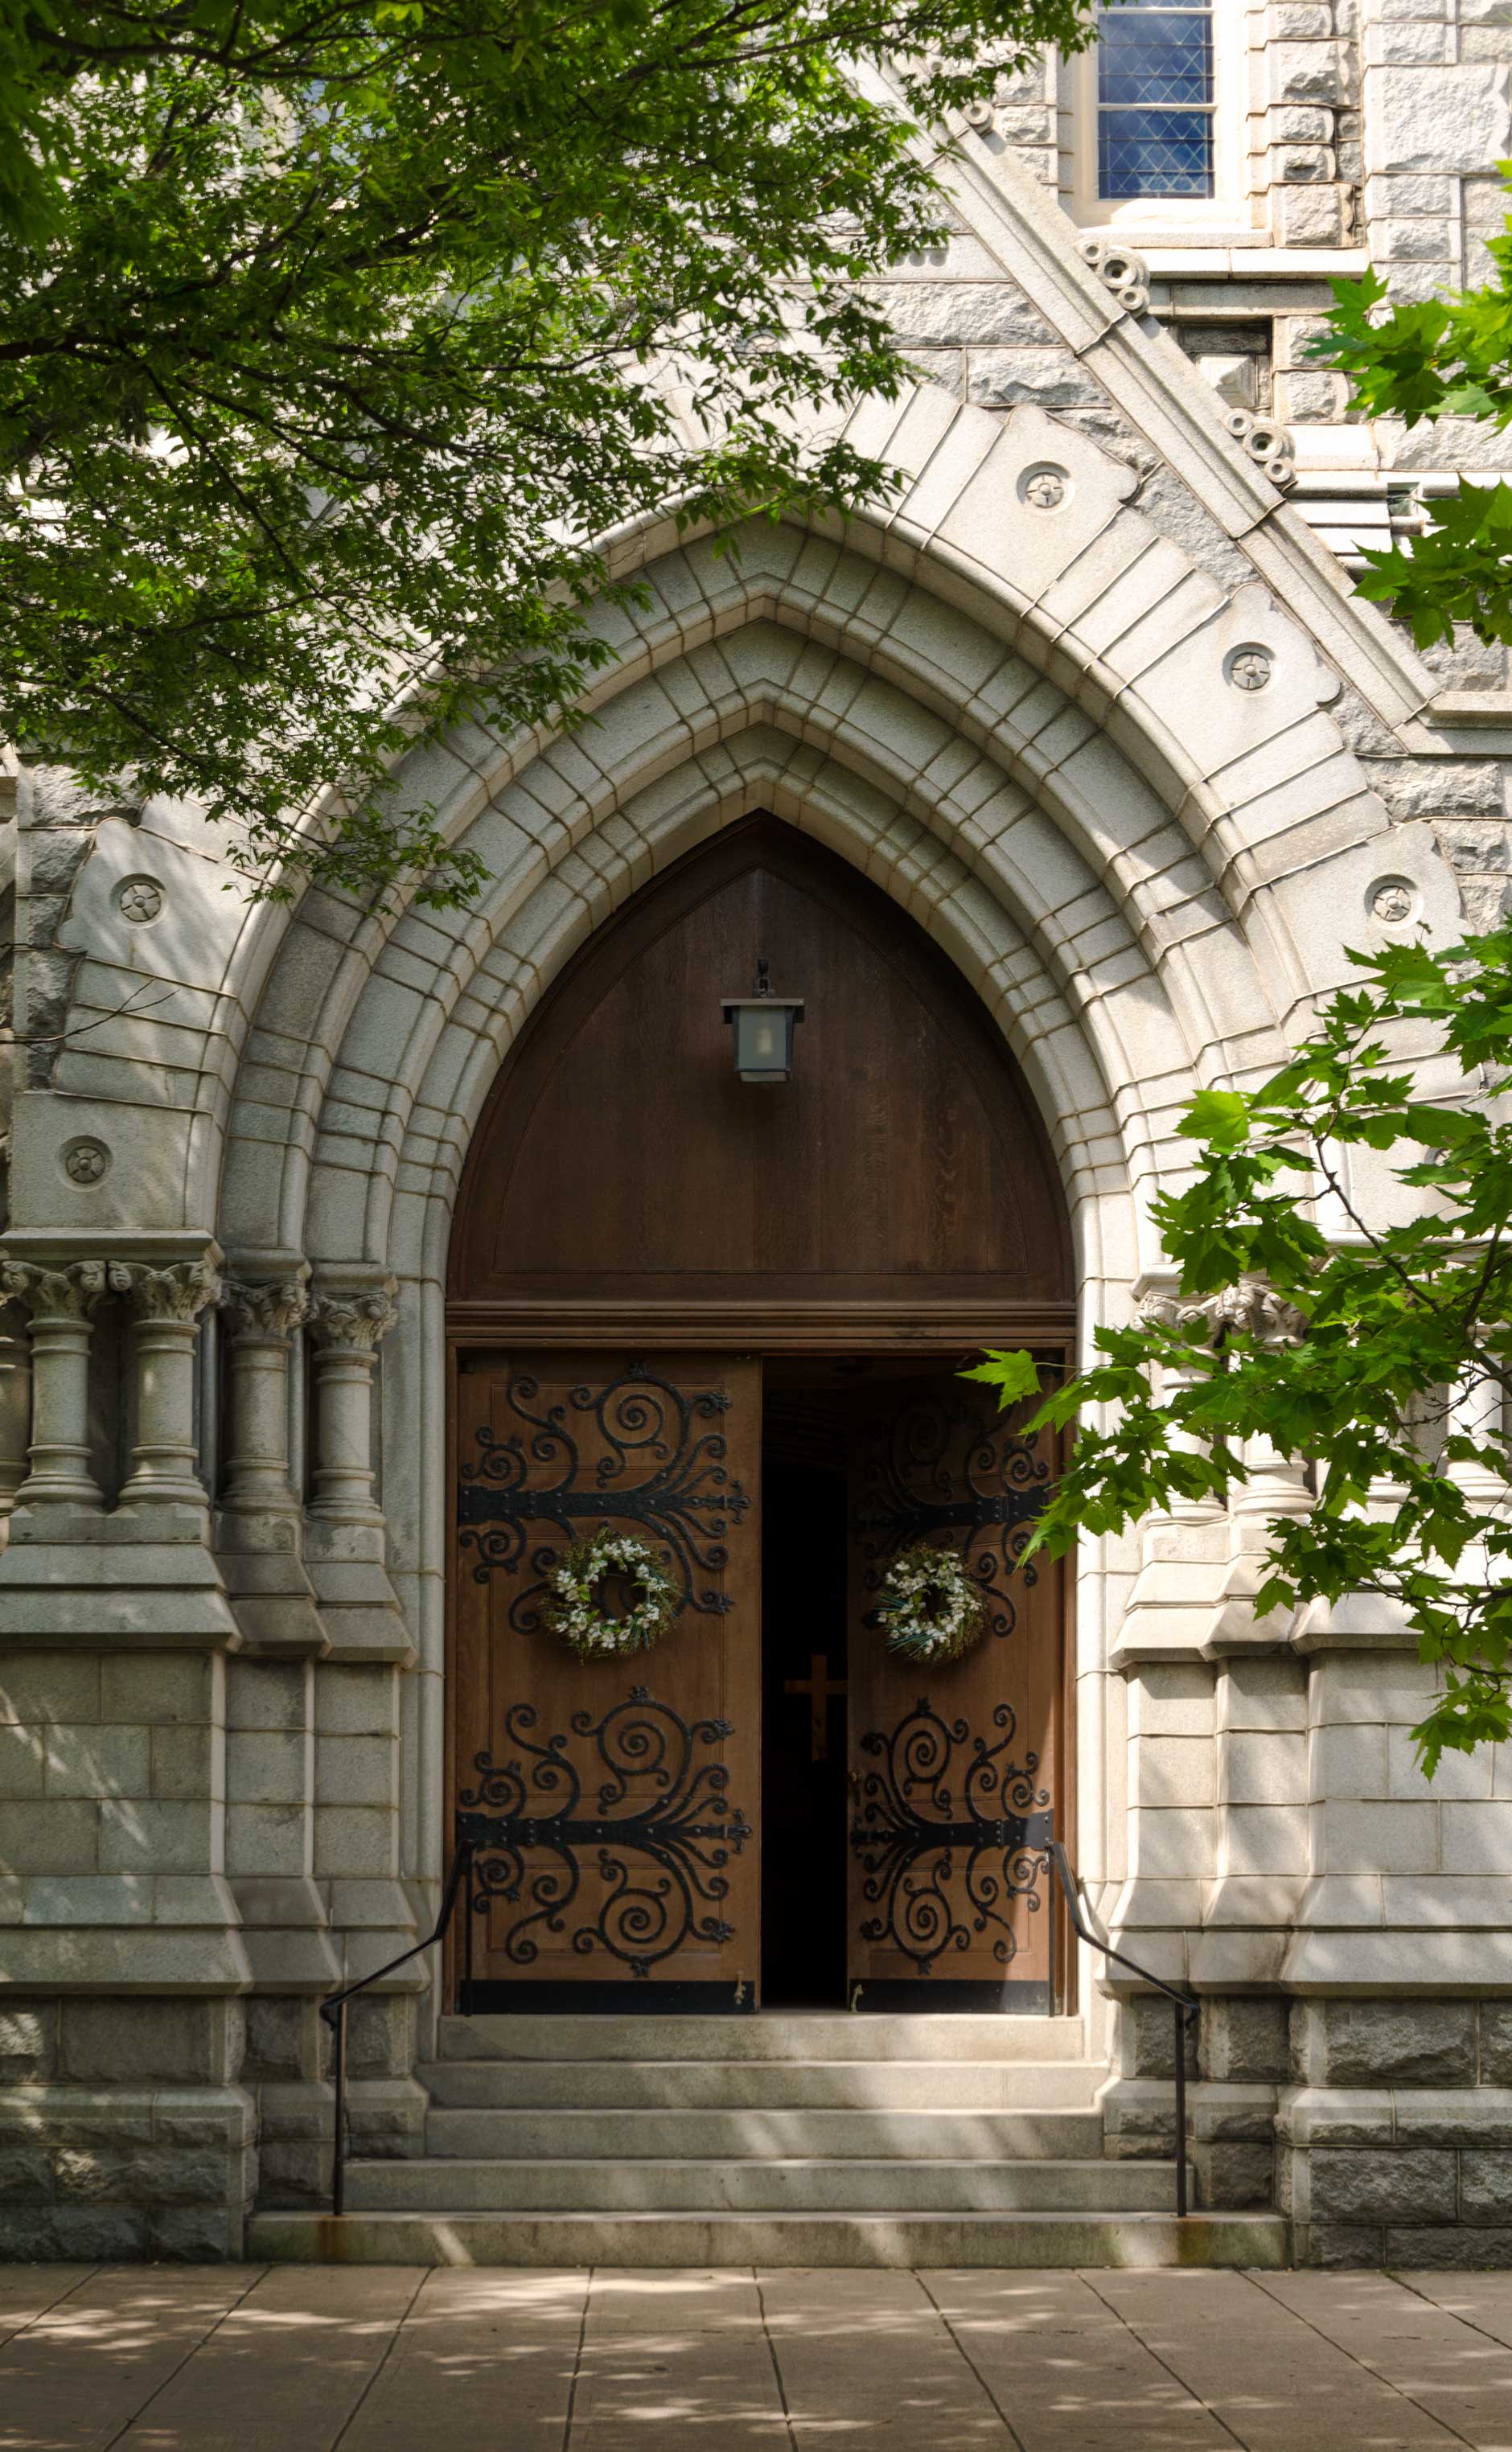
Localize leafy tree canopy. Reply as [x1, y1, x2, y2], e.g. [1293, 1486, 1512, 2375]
[1313, 175, 1512, 651]
[971, 930, 1512, 1774]
[2, 0, 1093, 905]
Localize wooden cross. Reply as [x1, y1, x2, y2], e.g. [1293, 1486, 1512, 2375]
[784, 1651, 848, 1763]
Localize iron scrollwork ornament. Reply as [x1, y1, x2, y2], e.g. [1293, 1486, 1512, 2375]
[457, 1688, 752, 1978]
[457, 1363, 750, 1632]
[855, 1387, 1050, 1641]
[850, 1697, 1052, 1974]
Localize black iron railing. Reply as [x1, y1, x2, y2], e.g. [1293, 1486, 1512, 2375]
[1044, 1838, 1200, 2218]
[318, 1839, 475, 2218]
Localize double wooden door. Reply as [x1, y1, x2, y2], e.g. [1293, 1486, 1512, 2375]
[450, 1349, 1064, 2012]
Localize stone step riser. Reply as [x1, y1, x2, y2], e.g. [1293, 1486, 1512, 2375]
[343, 2157, 1177, 2214]
[424, 2108, 1104, 2161]
[437, 2015, 1087, 2065]
[419, 2060, 1103, 2111]
[250, 2209, 1289, 2269]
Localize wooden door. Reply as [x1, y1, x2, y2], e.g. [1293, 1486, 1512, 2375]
[451, 1351, 762, 2010]
[846, 1367, 1063, 2011]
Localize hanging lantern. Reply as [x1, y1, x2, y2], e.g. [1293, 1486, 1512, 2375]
[721, 957, 804, 1085]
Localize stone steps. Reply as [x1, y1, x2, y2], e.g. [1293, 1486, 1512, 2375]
[435, 2012, 1087, 2064]
[249, 2208, 1290, 2269]
[343, 2154, 1177, 2214]
[251, 2010, 1283, 2269]
[422, 2105, 1106, 2160]
[419, 2056, 1103, 2109]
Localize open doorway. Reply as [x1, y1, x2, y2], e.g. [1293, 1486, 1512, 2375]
[761, 1384, 852, 2006]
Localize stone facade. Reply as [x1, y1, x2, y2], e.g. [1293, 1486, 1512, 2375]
[3, 14, 1512, 2265]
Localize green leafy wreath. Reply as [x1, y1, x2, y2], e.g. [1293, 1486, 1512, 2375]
[875, 1542, 988, 1665]
[540, 1530, 682, 1663]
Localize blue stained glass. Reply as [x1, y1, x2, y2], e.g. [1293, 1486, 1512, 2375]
[1099, 11, 1212, 109]
[1095, 3, 1214, 199]
[1099, 109, 1214, 198]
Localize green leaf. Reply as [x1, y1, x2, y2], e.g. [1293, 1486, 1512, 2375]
[959, 1350, 1042, 1407]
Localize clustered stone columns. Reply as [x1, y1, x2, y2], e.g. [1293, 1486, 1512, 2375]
[215, 1272, 327, 1657]
[304, 1279, 413, 1665]
[0, 1259, 121, 1514]
[119, 1261, 221, 1518]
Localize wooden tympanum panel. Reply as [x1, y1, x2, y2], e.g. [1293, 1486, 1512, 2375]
[846, 1369, 1062, 2011]
[451, 1352, 761, 2010]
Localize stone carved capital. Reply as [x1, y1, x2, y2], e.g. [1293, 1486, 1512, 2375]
[309, 1285, 399, 1353]
[123, 1259, 222, 1324]
[0, 1257, 130, 1321]
[1138, 1274, 1307, 1353]
[224, 1277, 310, 1341]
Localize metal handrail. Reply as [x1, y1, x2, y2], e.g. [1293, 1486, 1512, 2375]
[1044, 1838, 1200, 2219]
[318, 1838, 475, 2218]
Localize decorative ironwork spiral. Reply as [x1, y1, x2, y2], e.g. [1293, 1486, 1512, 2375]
[457, 1364, 750, 1629]
[849, 1698, 1052, 1973]
[457, 1688, 750, 1978]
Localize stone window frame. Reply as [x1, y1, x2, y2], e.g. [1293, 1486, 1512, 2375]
[1061, 2, 1259, 239]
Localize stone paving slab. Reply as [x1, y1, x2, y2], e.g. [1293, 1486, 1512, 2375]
[2, 2266, 1512, 2449]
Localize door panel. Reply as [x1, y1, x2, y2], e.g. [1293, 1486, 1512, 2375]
[846, 1368, 1062, 2010]
[452, 1351, 761, 2010]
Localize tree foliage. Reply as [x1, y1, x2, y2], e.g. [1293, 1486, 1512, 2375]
[971, 931, 1512, 1772]
[3, 0, 1093, 904]
[1313, 179, 1512, 651]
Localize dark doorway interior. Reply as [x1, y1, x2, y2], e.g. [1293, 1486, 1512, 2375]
[760, 1444, 849, 2006]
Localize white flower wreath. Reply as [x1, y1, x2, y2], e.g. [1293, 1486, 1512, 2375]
[540, 1530, 681, 1662]
[875, 1541, 988, 1665]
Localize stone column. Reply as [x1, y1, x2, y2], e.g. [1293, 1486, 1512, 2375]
[303, 1279, 423, 2158]
[118, 1261, 220, 1517]
[0, 1258, 124, 1513]
[304, 1281, 412, 1663]
[0, 1293, 34, 1522]
[216, 1275, 327, 1657]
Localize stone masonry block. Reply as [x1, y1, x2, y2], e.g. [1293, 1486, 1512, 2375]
[227, 1729, 307, 1805]
[1115, 1996, 1199, 2081]
[1133, 1736, 1215, 1809]
[43, 1724, 150, 1800]
[1461, 2154, 1512, 2223]
[1200, 1997, 1290, 2086]
[0, 1723, 44, 1799]
[151, 1723, 221, 1801]
[1308, 2149, 1458, 2224]
[314, 1667, 396, 1737]
[0, 1801, 97, 1876]
[314, 1734, 396, 1809]
[60, 1999, 243, 2087]
[313, 1806, 395, 1879]
[1298, 2224, 1385, 2270]
[0, 2002, 57, 2081]
[99, 1798, 217, 1875]
[1195, 2142, 1275, 2211]
[1309, 2001, 1477, 2088]
[1386, 2226, 1512, 2270]
[244, 1998, 318, 2084]
[1482, 2004, 1512, 2084]
[227, 1661, 309, 1734]
[0, 2144, 53, 2201]
[227, 1802, 307, 1875]
[1218, 1657, 1306, 1733]
[101, 1654, 216, 1726]
[0, 1657, 101, 1726]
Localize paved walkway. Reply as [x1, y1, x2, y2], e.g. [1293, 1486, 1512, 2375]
[4, 2264, 1512, 2450]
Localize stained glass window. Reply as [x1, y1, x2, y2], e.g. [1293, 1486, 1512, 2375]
[1096, 2, 1214, 200]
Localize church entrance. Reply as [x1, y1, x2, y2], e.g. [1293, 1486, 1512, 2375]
[445, 817, 1074, 2015]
